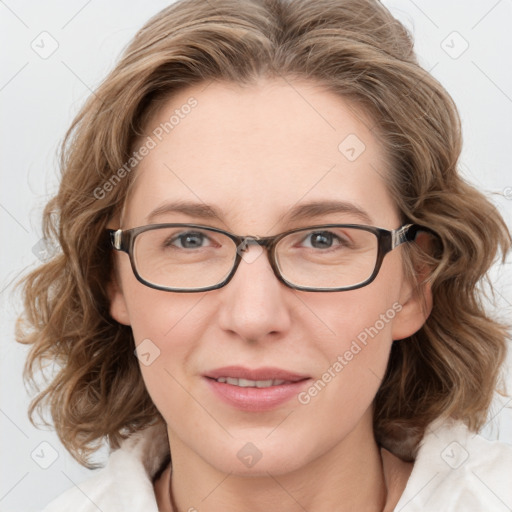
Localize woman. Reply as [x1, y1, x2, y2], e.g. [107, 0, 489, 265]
[17, 0, 512, 510]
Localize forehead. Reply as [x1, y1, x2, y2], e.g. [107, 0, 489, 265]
[123, 78, 398, 232]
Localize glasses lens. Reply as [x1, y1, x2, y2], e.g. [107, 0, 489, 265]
[275, 226, 379, 289]
[133, 226, 237, 290]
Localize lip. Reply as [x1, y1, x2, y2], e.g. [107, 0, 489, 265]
[205, 366, 309, 382]
[204, 366, 311, 412]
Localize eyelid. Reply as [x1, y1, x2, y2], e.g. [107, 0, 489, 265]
[304, 228, 346, 241]
[171, 228, 224, 248]
[143, 222, 369, 241]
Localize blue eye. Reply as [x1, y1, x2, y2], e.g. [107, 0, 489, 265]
[168, 231, 210, 249]
[308, 232, 334, 248]
[302, 231, 347, 249]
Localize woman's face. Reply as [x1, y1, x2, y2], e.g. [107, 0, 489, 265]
[109, 78, 428, 476]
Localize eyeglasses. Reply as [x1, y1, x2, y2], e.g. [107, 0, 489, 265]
[107, 223, 433, 292]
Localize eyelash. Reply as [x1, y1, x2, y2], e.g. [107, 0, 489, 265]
[164, 229, 351, 251]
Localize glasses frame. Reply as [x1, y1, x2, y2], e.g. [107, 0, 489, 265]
[107, 223, 434, 293]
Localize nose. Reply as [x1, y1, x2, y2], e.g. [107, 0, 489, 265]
[216, 245, 292, 342]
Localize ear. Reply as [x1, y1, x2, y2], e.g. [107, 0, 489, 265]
[391, 279, 432, 340]
[107, 272, 131, 326]
[392, 232, 435, 340]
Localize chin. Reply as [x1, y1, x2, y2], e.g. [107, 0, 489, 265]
[197, 433, 317, 477]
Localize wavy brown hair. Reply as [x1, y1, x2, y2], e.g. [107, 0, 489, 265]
[16, 0, 511, 467]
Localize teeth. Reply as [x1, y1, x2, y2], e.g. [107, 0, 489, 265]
[216, 377, 287, 388]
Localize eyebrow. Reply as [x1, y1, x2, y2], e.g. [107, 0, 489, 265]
[146, 199, 373, 226]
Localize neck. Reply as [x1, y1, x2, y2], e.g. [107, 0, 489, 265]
[162, 413, 393, 512]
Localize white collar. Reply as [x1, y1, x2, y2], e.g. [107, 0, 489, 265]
[43, 418, 512, 511]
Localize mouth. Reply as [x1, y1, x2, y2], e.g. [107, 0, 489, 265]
[212, 377, 290, 388]
[204, 366, 311, 411]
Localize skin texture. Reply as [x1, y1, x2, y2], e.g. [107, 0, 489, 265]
[108, 78, 430, 512]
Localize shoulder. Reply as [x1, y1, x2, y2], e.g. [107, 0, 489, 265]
[42, 422, 169, 512]
[394, 418, 512, 511]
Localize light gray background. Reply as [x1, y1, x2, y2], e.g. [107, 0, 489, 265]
[1, 1, 511, 511]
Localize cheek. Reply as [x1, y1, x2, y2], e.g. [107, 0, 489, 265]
[118, 249, 208, 344]
[293, 296, 399, 450]
[311, 266, 403, 362]
[310, 289, 399, 382]
[300, 257, 404, 404]
[118, 269, 208, 379]
[125, 287, 212, 426]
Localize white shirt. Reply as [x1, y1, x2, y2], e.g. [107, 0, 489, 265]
[42, 418, 512, 511]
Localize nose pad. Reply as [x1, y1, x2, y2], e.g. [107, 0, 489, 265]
[236, 237, 265, 265]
